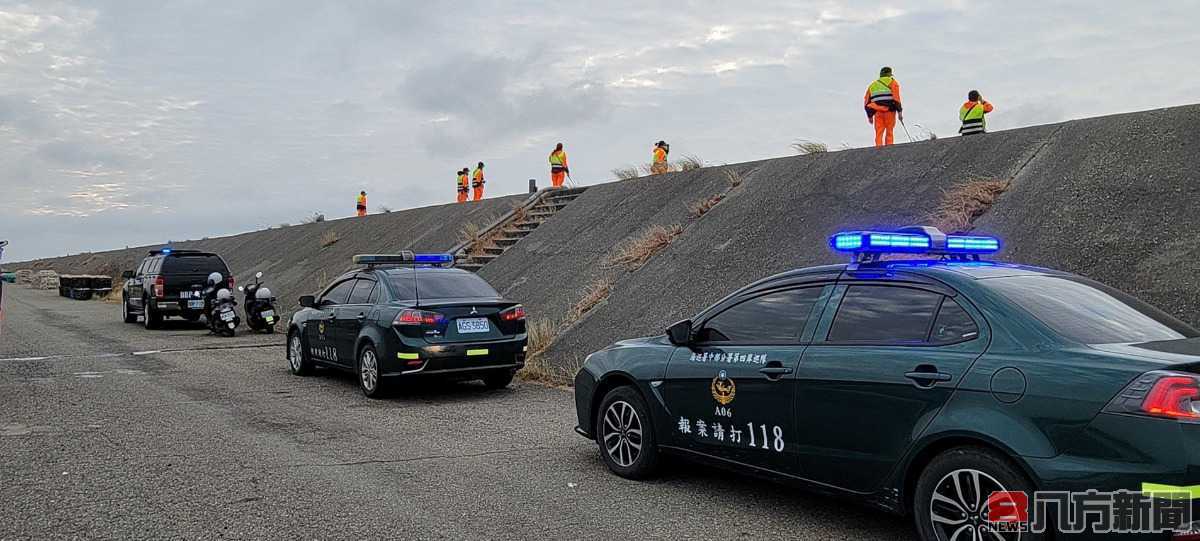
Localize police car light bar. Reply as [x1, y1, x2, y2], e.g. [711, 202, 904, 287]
[830, 227, 1000, 259]
[352, 252, 455, 266]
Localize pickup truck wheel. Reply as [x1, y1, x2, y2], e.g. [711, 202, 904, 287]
[143, 300, 162, 330]
[122, 298, 137, 323]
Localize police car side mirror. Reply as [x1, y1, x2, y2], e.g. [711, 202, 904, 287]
[299, 295, 316, 308]
[667, 319, 693, 346]
[121, 270, 134, 279]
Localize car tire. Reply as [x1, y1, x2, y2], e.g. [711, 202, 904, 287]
[594, 386, 659, 480]
[482, 369, 514, 389]
[122, 298, 137, 324]
[287, 330, 314, 376]
[143, 299, 162, 330]
[913, 446, 1045, 541]
[357, 344, 388, 399]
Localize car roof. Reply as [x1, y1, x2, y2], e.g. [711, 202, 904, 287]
[338, 265, 475, 280]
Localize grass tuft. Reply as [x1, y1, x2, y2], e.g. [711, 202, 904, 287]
[929, 178, 1012, 233]
[609, 224, 683, 271]
[303, 212, 325, 224]
[319, 230, 340, 247]
[724, 168, 744, 188]
[569, 277, 613, 321]
[687, 194, 724, 218]
[612, 166, 640, 180]
[675, 154, 704, 171]
[791, 139, 828, 155]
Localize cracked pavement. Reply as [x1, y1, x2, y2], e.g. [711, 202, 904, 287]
[0, 287, 913, 539]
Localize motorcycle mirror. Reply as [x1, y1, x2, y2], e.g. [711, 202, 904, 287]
[255, 271, 263, 279]
[238, 286, 244, 292]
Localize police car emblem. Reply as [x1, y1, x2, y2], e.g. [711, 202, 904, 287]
[711, 370, 736, 405]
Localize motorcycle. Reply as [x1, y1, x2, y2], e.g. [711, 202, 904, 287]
[203, 271, 239, 337]
[239, 271, 278, 333]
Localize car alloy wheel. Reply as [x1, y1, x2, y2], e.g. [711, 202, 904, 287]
[359, 348, 379, 393]
[601, 400, 643, 468]
[288, 334, 303, 372]
[929, 468, 1017, 541]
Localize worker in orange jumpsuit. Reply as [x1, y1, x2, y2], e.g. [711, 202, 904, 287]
[356, 191, 367, 217]
[650, 141, 669, 175]
[548, 143, 569, 188]
[864, 66, 903, 147]
[471, 162, 485, 201]
[456, 168, 469, 203]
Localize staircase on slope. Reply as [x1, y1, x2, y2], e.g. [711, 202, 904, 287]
[456, 187, 588, 272]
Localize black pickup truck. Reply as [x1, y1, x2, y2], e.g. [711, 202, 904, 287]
[121, 249, 233, 329]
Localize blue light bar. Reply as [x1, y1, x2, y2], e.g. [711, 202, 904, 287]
[945, 235, 1000, 253]
[161, 248, 172, 255]
[352, 253, 454, 266]
[831, 231, 932, 253]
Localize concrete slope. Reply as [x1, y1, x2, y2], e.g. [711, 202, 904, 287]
[978, 104, 1200, 323]
[16, 195, 525, 309]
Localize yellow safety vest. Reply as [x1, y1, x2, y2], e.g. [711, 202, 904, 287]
[549, 151, 566, 168]
[356, 195, 366, 209]
[472, 168, 484, 187]
[959, 102, 987, 134]
[868, 77, 896, 104]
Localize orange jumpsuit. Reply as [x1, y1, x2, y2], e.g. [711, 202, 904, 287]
[456, 173, 469, 203]
[864, 78, 902, 147]
[356, 194, 367, 217]
[651, 147, 668, 174]
[549, 150, 568, 188]
[472, 168, 485, 201]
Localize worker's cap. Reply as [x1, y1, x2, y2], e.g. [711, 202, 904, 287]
[656, 140, 666, 146]
[361, 190, 366, 194]
[478, 161, 484, 167]
[879, 66, 893, 77]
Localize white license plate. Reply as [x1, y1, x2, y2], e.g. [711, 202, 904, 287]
[188, 300, 204, 309]
[220, 310, 235, 322]
[456, 318, 490, 334]
[261, 310, 275, 319]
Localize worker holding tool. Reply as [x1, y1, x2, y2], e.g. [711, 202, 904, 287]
[472, 162, 486, 201]
[651, 141, 670, 175]
[959, 90, 994, 136]
[864, 66, 903, 147]
[548, 143, 569, 188]
[356, 191, 367, 217]
[456, 168, 470, 203]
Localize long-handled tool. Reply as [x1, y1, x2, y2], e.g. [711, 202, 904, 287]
[565, 171, 576, 189]
[899, 118, 914, 143]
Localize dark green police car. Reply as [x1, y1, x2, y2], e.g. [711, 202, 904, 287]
[574, 227, 1200, 540]
[287, 253, 527, 398]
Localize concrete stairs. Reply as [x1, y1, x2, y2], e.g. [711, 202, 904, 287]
[456, 187, 588, 272]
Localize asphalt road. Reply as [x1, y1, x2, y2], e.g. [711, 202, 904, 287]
[0, 287, 914, 540]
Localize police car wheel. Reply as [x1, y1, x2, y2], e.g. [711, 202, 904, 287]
[143, 300, 162, 330]
[122, 298, 136, 323]
[287, 330, 314, 376]
[358, 344, 388, 398]
[595, 386, 659, 479]
[914, 446, 1043, 541]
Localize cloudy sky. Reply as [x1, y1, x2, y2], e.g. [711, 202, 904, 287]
[0, 1, 1195, 262]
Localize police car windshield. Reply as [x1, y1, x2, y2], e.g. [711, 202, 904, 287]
[385, 269, 500, 302]
[989, 275, 1199, 344]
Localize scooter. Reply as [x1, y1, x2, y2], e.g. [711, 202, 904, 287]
[203, 271, 239, 337]
[239, 271, 278, 333]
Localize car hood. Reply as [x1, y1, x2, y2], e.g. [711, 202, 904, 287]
[610, 335, 671, 349]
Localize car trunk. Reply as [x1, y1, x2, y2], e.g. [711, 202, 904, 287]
[417, 299, 522, 343]
[1091, 337, 1200, 372]
[162, 256, 230, 302]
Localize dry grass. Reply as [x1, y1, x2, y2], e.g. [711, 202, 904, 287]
[517, 318, 573, 385]
[724, 168, 744, 188]
[612, 166, 640, 180]
[303, 212, 325, 224]
[319, 230, 340, 248]
[914, 124, 938, 141]
[569, 277, 613, 321]
[675, 154, 704, 171]
[929, 178, 1012, 232]
[791, 139, 828, 155]
[102, 280, 124, 304]
[609, 224, 683, 271]
[510, 202, 529, 225]
[687, 193, 724, 218]
[378, 205, 393, 213]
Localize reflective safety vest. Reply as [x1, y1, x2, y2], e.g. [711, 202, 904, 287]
[356, 194, 366, 209]
[867, 77, 901, 110]
[472, 168, 484, 187]
[549, 150, 567, 171]
[457, 173, 469, 192]
[959, 101, 989, 135]
[653, 147, 668, 163]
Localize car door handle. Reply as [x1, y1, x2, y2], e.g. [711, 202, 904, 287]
[758, 366, 793, 379]
[905, 366, 952, 387]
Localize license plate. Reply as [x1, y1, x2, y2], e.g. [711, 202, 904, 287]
[456, 318, 490, 334]
[188, 300, 204, 309]
[220, 310, 235, 322]
[261, 310, 275, 319]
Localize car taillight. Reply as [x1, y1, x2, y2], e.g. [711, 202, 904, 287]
[500, 305, 526, 322]
[393, 309, 445, 327]
[153, 276, 165, 299]
[227, 277, 235, 290]
[1105, 371, 1200, 421]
